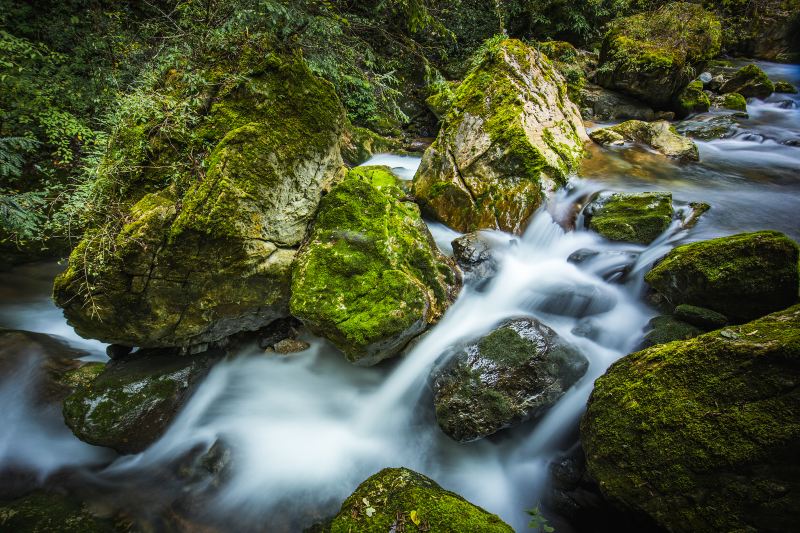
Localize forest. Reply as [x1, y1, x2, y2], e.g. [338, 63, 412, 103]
[0, 0, 799, 531]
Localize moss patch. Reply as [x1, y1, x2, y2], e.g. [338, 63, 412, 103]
[585, 192, 673, 245]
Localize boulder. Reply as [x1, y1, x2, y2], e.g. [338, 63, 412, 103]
[710, 92, 747, 112]
[719, 64, 775, 99]
[54, 54, 346, 350]
[328, 468, 513, 532]
[674, 304, 728, 330]
[290, 167, 461, 366]
[645, 230, 799, 323]
[579, 84, 657, 122]
[340, 125, 399, 167]
[596, 2, 721, 108]
[62, 349, 219, 453]
[673, 80, 711, 119]
[590, 120, 699, 161]
[676, 113, 740, 141]
[583, 192, 673, 245]
[413, 38, 588, 234]
[432, 318, 587, 442]
[639, 315, 702, 349]
[0, 491, 124, 532]
[581, 305, 800, 532]
[451, 232, 504, 285]
[774, 80, 798, 94]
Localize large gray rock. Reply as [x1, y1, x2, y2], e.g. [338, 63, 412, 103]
[413, 38, 588, 234]
[432, 318, 588, 442]
[579, 83, 656, 121]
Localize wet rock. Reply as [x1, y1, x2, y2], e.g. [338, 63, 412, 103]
[0, 491, 125, 532]
[581, 305, 800, 532]
[451, 232, 504, 285]
[62, 349, 220, 454]
[256, 317, 302, 351]
[639, 315, 702, 349]
[270, 339, 311, 354]
[710, 92, 747, 112]
[595, 2, 721, 108]
[413, 38, 588, 234]
[579, 83, 656, 121]
[774, 81, 798, 94]
[645, 230, 799, 322]
[678, 201, 710, 230]
[290, 167, 461, 366]
[674, 304, 728, 330]
[340, 125, 399, 166]
[583, 192, 673, 245]
[535, 283, 618, 318]
[590, 121, 699, 161]
[433, 318, 588, 442]
[568, 249, 640, 283]
[676, 113, 739, 141]
[673, 80, 710, 119]
[328, 467, 513, 532]
[54, 54, 347, 350]
[105, 344, 132, 361]
[720, 64, 775, 99]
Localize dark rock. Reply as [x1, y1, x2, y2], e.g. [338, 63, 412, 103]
[719, 64, 775, 99]
[579, 83, 656, 121]
[536, 283, 618, 318]
[256, 317, 302, 350]
[432, 318, 588, 442]
[639, 315, 702, 349]
[674, 304, 728, 330]
[451, 232, 504, 285]
[676, 113, 740, 141]
[0, 491, 126, 532]
[105, 344, 132, 361]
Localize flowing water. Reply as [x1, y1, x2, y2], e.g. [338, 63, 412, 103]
[0, 62, 798, 531]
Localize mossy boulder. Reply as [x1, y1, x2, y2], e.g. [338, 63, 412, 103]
[774, 80, 798, 94]
[590, 120, 699, 161]
[432, 318, 588, 442]
[645, 230, 800, 323]
[290, 169, 461, 366]
[639, 315, 702, 349]
[413, 38, 588, 234]
[596, 2, 721, 108]
[674, 304, 728, 330]
[583, 192, 673, 245]
[711, 92, 748, 111]
[328, 467, 513, 532]
[54, 54, 346, 350]
[673, 80, 711, 118]
[581, 305, 800, 532]
[0, 491, 124, 532]
[340, 125, 400, 166]
[719, 64, 775, 99]
[62, 349, 219, 453]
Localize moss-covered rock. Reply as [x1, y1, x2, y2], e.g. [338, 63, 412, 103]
[639, 315, 702, 349]
[54, 54, 347, 350]
[645, 230, 800, 323]
[432, 318, 587, 442]
[590, 120, 699, 161]
[340, 125, 400, 167]
[674, 304, 728, 330]
[596, 2, 721, 108]
[719, 64, 775, 99]
[583, 192, 673, 245]
[62, 349, 218, 453]
[0, 491, 124, 532]
[413, 38, 588, 234]
[774, 80, 798, 94]
[328, 467, 513, 532]
[581, 305, 800, 532]
[711, 91, 748, 111]
[673, 80, 711, 118]
[290, 169, 461, 365]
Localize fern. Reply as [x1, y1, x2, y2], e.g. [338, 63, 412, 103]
[0, 136, 39, 180]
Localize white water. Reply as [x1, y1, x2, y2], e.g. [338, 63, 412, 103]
[0, 61, 798, 531]
[360, 153, 422, 180]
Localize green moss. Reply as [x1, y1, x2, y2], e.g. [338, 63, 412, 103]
[340, 125, 399, 166]
[774, 81, 798, 94]
[641, 315, 702, 348]
[0, 492, 123, 532]
[290, 173, 459, 365]
[720, 92, 747, 111]
[674, 80, 711, 118]
[586, 192, 673, 244]
[477, 326, 537, 366]
[581, 305, 800, 532]
[347, 165, 404, 197]
[329, 468, 513, 532]
[645, 230, 800, 322]
[721, 64, 775, 99]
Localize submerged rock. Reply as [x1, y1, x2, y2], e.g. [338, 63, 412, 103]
[0, 491, 125, 532]
[645, 230, 799, 323]
[720, 64, 775, 99]
[290, 167, 461, 366]
[62, 349, 219, 453]
[596, 2, 721, 108]
[676, 113, 740, 141]
[328, 468, 513, 532]
[54, 54, 346, 350]
[583, 192, 673, 245]
[413, 38, 587, 234]
[432, 318, 587, 442]
[590, 120, 699, 161]
[581, 305, 800, 532]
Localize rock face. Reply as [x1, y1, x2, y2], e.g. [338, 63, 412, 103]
[433, 318, 588, 442]
[413, 38, 588, 234]
[720, 64, 775, 99]
[645, 231, 799, 323]
[583, 192, 673, 245]
[328, 468, 513, 532]
[596, 2, 721, 109]
[62, 349, 219, 453]
[290, 167, 461, 366]
[53, 55, 346, 350]
[581, 305, 800, 532]
[590, 120, 699, 161]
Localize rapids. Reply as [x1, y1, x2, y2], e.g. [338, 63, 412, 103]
[0, 61, 798, 531]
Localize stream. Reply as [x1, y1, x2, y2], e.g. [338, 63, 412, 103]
[0, 61, 798, 531]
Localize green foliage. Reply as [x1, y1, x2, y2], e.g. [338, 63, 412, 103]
[526, 505, 554, 532]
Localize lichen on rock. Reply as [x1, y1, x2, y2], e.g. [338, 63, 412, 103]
[413, 38, 588, 234]
[290, 168, 461, 366]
